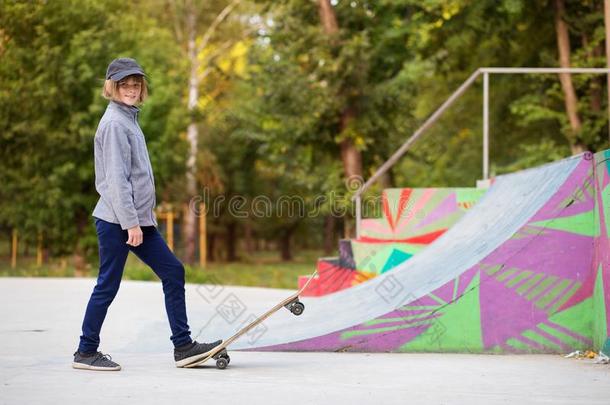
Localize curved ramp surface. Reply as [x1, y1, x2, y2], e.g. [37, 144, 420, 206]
[200, 154, 603, 353]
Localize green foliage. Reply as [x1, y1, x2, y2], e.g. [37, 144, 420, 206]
[0, 0, 188, 258]
[1, 0, 609, 266]
[496, 138, 571, 174]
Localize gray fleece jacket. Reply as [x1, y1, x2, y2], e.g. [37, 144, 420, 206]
[92, 100, 157, 229]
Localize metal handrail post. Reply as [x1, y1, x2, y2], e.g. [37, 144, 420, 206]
[355, 195, 362, 239]
[483, 71, 490, 180]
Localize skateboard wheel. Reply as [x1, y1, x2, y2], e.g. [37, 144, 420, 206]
[218, 353, 230, 364]
[291, 302, 305, 316]
[216, 357, 228, 369]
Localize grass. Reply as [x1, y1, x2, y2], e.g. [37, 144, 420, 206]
[0, 249, 322, 290]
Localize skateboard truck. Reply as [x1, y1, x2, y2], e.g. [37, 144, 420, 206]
[212, 349, 230, 370]
[283, 297, 305, 316]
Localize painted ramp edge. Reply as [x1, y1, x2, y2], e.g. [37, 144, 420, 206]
[594, 150, 610, 355]
[227, 153, 586, 352]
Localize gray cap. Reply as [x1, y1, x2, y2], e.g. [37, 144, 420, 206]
[105, 57, 145, 81]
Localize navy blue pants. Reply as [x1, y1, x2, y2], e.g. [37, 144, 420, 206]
[78, 218, 192, 353]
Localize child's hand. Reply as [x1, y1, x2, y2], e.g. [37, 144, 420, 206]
[127, 225, 143, 247]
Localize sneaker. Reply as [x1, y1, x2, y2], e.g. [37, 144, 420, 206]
[174, 340, 223, 367]
[72, 351, 121, 371]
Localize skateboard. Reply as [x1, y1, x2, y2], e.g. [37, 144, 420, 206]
[184, 270, 318, 369]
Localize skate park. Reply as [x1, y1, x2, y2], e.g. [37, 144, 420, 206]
[3, 1, 610, 404]
[3, 76, 610, 404]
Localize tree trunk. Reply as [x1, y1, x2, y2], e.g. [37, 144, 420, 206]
[207, 233, 216, 262]
[225, 222, 237, 262]
[318, 0, 338, 35]
[278, 227, 294, 261]
[317, 0, 363, 239]
[604, 0, 610, 141]
[339, 107, 363, 179]
[244, 221, 254, 255]
[339, 109, 362, 239]
[343, 216, 354, 240]
[379, 168, 393, 190]
[183, 11, 199, 264]
[317, 2, 363, 180]
[554, 0, 586, 154]
[72, 210, 88, 276]
[323, 215, 335, 255]
[339, 139, 363, 179]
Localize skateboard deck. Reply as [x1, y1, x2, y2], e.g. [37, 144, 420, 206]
[184, 270, 318, 369]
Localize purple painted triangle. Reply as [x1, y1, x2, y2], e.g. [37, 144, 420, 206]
[480, 272, 553, 349]
[482, 228, 593, 281]
[560, 164, 610, 312]
[531, 157, 593, 222]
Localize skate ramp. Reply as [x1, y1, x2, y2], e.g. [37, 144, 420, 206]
[205, 154, 587, 351]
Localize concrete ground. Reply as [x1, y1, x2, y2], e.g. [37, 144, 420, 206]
[1, 278, 609, 405]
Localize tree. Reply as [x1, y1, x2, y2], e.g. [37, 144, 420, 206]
[0, 0, 188, 267]
[317, 0, 363, 181]
[162, 0, 245, 264]
[604, 0, 610, 142]
[554, 0, 586, 154]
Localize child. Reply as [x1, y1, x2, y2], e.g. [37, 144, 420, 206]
[73, 58, 221, 371]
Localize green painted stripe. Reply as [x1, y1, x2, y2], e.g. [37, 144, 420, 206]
[483, 264, 503, 276]
[535, 279, 571, 309]
[506, 270, 534, 287]
[363, 312, 434, 326]
[516, 273, 544, 295]
[427, 293, 447, 306]
[522, 330, 562, 351]
[496, 268, 518, 282]
[526, 276, 558, 301]
[511, 226, 542, 240]
[506, 338, 533, 351]
[537, 323, 583, 348]
[452, 277, 460, 301]
[548, 282, 582, 314]
[530, 211, 595, 237]
[341, 319, 435, 339]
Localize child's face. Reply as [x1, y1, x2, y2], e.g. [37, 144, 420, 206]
[117, 76, 142, 106]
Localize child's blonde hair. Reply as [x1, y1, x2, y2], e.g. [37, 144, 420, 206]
[102, 74, 149, 103]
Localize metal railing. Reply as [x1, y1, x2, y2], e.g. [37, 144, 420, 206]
[353, 67, 610, 239]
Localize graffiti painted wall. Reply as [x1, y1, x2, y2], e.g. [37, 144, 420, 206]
[594, 150, 610, 354]
[300, 188, 485, 296]
[280, 152, 610, 354]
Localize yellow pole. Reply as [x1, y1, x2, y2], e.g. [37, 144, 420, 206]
[36, 231, 43, 267]
[11, 229, 17, 269]
[167, 206, 174, 252]
[199, 202, 207, 268]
